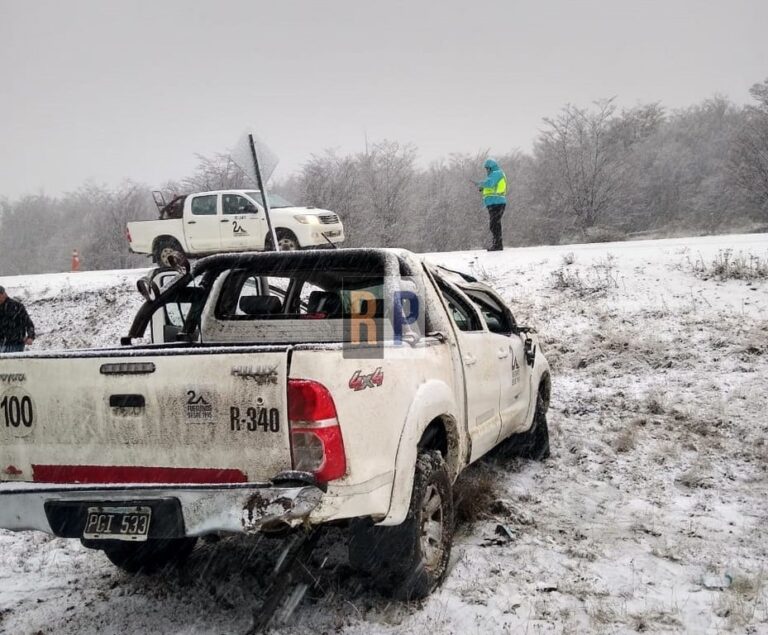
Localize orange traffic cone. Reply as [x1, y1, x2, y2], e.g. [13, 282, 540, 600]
[71, 249, 81, 272]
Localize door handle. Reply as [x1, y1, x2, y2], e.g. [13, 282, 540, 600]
[220, 219, 229, 223]
[464, 353, 477, 366]
[497, 348, 509, 359]
[187, 221, 196, 224]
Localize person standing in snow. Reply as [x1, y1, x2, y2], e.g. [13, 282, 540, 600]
[0, 286, 35, 353]
[476, 158, 507, 251]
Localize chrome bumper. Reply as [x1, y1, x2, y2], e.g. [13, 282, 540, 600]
[0, 481, 323, 537]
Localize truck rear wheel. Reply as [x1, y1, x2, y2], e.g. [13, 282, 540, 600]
[100, 537, 197, 574]
[348, 451, 454, 600]
[153, 238, 186, 267]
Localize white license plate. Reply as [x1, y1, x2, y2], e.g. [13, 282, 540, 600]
[83, 506, 152, 541]
[325, 230, 341, 238]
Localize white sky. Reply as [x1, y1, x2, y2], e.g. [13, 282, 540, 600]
[1, 0, 767, 198]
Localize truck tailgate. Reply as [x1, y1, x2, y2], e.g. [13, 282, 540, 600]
[0, 349, 292, 484]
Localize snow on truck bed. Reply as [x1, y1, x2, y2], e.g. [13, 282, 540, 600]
[1, 233, 767, 634]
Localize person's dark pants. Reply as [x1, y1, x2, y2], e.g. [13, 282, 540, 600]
[0, 342, 24, 353]
[486, 204, 505, 251]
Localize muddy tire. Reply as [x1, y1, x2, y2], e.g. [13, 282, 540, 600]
[153, 238, 186, 266]
[349, 451, 454, 600]
[266, 229, 300, 252]
[100, 537, 197, 574]
[502, 393, 550, 460]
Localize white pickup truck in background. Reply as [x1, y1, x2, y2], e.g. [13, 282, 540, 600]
[0, 248, 550, 603]
[126, 189, 345, 265]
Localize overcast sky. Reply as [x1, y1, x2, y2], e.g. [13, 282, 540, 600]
[1, 0, 766, 199]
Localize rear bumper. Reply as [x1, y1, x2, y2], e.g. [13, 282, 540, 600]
[0, 480, 323, 538]
[126, 244, 150, 255]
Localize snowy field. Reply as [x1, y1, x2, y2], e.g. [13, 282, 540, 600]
[1, 233, 767, 634]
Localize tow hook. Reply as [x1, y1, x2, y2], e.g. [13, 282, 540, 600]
[524, 337, 536, 366]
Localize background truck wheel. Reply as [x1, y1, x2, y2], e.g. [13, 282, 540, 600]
[501, 393, 551, 460]
[266, 229, 300, 252]
[99, 537, 197, 574]
[153, 238, 186, 266]
[348, 451, 454, 600]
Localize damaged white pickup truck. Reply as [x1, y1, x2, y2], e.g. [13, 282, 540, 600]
[0, 248, 550, 601]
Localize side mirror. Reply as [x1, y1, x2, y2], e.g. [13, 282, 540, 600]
[524, 337, 536, 366]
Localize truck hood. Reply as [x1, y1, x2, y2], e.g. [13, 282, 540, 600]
[269, 206, 336, 217]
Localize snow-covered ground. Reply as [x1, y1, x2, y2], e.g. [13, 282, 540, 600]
[1, 233, 767, 634]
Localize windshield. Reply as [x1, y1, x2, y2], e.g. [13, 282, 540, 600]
[244, 191, 294, 208]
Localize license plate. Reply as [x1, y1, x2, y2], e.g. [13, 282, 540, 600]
[325, 230, 341, 237]
[83, 506, 152, 541]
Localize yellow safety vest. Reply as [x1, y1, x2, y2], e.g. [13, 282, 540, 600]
[482, 175, 507, 199]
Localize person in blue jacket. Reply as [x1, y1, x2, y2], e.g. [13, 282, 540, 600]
[476, 158, 507, 251]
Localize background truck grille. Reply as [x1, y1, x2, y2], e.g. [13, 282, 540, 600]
[319, 214, 339, 224]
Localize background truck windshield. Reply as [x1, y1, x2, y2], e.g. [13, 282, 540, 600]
[244, 192, 293, 208]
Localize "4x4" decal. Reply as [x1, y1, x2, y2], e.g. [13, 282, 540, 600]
[349, 367, 384, 391]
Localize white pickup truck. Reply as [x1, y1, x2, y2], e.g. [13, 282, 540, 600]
[126, 189, 345, 265]
[0, 248, 550, 601]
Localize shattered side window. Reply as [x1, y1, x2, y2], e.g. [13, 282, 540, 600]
[436, 282, 482, 333]
[464, 290, 513, 335]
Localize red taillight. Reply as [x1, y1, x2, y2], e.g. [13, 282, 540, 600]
[288, 379, 337, 422]
[288, 379, 346, 483]
[125, 226, 132, 243]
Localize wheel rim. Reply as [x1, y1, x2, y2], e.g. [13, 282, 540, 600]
[278, 237, 298, 251]
[420, 483, 444, 571]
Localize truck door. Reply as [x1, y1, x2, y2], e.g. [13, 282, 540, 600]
[184, 193, 222, 252]
[220, 193, 266, 251]
[464, 288, 531, 436]
[436, 280, 502, 462]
